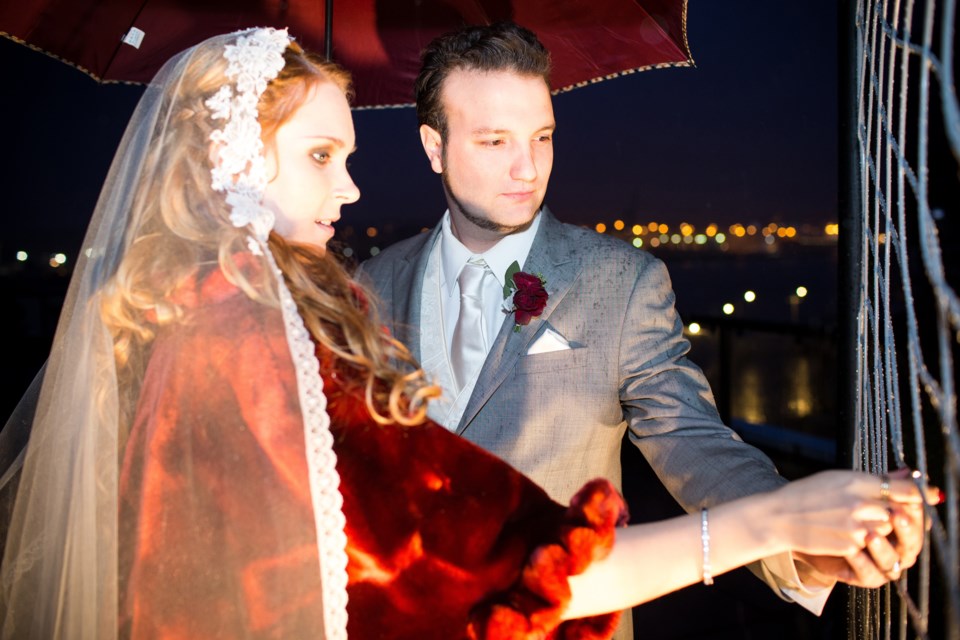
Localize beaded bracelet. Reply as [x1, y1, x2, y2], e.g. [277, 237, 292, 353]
[701, 508, 714, 586]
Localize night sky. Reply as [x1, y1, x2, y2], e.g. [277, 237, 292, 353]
[1, 0, 838, 257]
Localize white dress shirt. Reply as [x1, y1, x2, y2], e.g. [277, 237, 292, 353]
[420, 211, 541, 430]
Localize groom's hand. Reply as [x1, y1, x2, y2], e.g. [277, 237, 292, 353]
[794, 548, 894, 589]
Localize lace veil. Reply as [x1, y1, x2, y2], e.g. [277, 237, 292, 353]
[0, 28, 348, 639]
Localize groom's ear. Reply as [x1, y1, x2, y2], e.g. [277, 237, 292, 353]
[419, 124, 444, 174]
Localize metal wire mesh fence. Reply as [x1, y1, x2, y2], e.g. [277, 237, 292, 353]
[850, 0, 959, 637]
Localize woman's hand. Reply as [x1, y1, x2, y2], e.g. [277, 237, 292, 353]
[768, 471, 891, 558]
[785, 469, 938, 588]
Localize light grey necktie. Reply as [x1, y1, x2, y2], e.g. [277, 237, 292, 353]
[450, 258, 490, 391]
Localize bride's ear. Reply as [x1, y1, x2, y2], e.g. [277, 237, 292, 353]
[262, 142, 279, 182]
[208, 139, 223, 168]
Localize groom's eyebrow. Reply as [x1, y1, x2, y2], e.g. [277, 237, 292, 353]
[471, 124, 555, 136]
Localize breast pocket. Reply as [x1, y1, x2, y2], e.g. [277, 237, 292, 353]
[514, 347, 589, 375]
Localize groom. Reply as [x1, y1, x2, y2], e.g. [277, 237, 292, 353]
[359, 21, 910, 637]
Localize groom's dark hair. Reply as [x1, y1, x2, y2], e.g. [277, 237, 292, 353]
[415, 21, 552, 138]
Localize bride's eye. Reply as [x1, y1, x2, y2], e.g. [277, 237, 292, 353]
[311, 149, 331, 165]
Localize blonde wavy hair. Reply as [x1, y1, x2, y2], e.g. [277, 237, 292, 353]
[100, 37, 439, 430]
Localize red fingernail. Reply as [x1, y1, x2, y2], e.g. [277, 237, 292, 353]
[937, 489, 946, 505]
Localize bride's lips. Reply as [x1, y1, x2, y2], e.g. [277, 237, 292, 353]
[315, 220, 336, 237]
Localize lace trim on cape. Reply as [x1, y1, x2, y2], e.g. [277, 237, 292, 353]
[266, 246, 349, 637]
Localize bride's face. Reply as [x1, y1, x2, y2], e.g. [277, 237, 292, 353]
[262, 81, 360, 250]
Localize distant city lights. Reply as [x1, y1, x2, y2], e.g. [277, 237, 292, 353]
[722, 303, 735, 315]
[796, 286, 808, 298]
[744, 291, 756, 302]
[8, 216, 843, 277]
[688, 322, 702, 335]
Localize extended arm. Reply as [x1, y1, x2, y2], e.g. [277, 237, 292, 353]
[613, 255, 917, 596]
[564, 471, 933, 619]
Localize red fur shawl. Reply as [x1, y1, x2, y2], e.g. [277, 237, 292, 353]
[119, 265, 626, 639]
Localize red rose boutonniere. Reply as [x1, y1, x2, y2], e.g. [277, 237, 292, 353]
[502, 260, 548, 331]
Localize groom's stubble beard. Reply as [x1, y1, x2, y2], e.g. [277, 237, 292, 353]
[440, 168, 542, 238]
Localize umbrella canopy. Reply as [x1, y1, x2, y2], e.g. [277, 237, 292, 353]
[1, 0, 691, 108]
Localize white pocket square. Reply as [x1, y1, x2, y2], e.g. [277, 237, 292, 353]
[526, 327, 571, 355]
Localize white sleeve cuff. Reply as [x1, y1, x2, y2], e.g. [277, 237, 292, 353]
[762, 552, 835, 616]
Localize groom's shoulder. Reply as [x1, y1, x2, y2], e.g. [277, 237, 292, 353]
[550, 217, 660, 270]
[360, 229, 433, 276]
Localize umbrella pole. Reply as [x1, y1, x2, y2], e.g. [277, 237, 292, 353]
[324, 0, 333, 61]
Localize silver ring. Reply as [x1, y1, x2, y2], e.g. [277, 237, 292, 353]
[879, 475, 891, 501]
[892, 560, 901, 573]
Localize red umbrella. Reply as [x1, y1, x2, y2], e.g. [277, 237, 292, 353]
[0, 0, 691, 108]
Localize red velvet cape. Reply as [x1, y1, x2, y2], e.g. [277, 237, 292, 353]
[118, 265, 626, 639]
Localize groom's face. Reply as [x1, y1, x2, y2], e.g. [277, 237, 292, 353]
[420, 69, 555, 244]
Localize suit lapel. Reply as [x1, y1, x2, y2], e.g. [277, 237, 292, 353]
[390, 226, 440, 363]
[456, 209, 582, 434]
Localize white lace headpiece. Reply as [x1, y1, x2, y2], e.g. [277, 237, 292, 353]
[205, 27, 290, 253]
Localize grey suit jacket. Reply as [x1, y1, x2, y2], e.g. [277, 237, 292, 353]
[359, 209, 788, 637]
[360, 209, 784, 503]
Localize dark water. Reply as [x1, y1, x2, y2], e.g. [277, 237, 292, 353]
[664, 246, 838, 327]
[664, 247, 841, 464]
